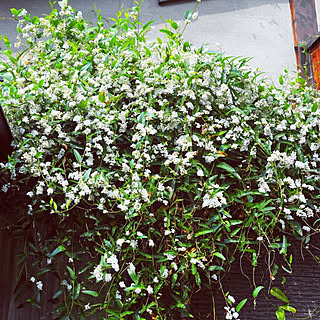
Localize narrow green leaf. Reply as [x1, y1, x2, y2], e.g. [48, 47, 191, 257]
[280, 235, 287, 256]
[67, 266, 76, 280]
[82, 290, 99, 297]
[127, 266, 137, 283]
[159, 29, 174, 38]
[282, 305, 296, 313]
[270, 287, 289, 303]
[196, 272, 201, 286]
[191, 263, 196, 275]
[216, 162, 241, 180]
[74, 283, 81, 300]
[121, 311, 134, 317]
[195, 229, 214, 237]
[252, 286, 264, 298]
[50, 245, 66, 257]
[37, 268, 51, 276]
[142, 20, 155, 32]
[52, 290, 62, 300]
[82, 168, 92, 182]
[213, 252, 226, 260]
[171, 273, 178, 288]
[236, 298, 247, 312]
[73, 149, 82, 163]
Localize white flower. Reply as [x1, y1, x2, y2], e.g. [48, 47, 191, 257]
[116, 238, 125, 247]
[128, 262, 136, 274]
[161, 268, 169, 278]
[197, 169, 204, 177]
[148, 239, 155, 247]
[119, 281, 126, 288]
[36, 281, 43, 291]
[146, 285, 153, 294]
[93, 265, 103, 282]
[302, 226, 311, 232]
[228, 295, 236, 304]
[116, 291, 121, 299]
[135, 287, 141, 294]
[106, 254, 119, 272]
[105, 273, 112, 282]
[30, 276, 35, 283]
[84, 303, 91, 310]
[130, 240, 138, 248]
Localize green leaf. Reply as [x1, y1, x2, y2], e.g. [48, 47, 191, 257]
[127, 266, 138, 283]
[216, 162, 241, 180]
[252, 286, 264, 298]
[159, 29, 174, 38]
[82, 168, 92, 182]
[184, 10, 193, 20]
[279, 235, 287, 256]
[121, 311, 134, 317]
[73, 149, 82, 163]
[10, 8, 18, 16]
[196, 272, 201, 286]
[98, 91, 106, 103]
[252, 252, 257, 267]
[270, 287, 289, 303]
[171, 273, 178, 288]
[312, 102, 318, 112]
[3, 36, 11, 49]
[67, 266, 76, 280]
[276, 307, 286, 320]
[52, 290, 63, 300]
[281, 265, 292, 274]
[213, 252, 226, 260]
[37, 268, 51, 276]
[167, 19, 178, 30]
[82, 290, 99, 297]
[282, 305, 296, 313]
[183, 41, 190, 52]
[279, 74, 283, 85]
[191, 263, 196, 275]
[236, 298, 247, 312]
[142, 20, 155, 33]
[73, 283, 81, 300]
[195, 229, 214, 237]
[50, 245, 66, 257]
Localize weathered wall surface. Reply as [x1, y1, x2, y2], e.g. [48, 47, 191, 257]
[0, 0, 295, 80]
[191, 240, 320, 320]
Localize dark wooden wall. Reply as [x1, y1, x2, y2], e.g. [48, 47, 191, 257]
[192, 241, 320, 320]
[2, 231, 320, 319]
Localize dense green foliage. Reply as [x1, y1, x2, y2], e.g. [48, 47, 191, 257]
[0, 1, 319, 319]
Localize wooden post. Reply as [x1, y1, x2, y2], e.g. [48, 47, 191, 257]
[289, 0, 320, 87]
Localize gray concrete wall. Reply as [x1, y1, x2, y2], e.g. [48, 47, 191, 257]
[0, 0, 295, 81]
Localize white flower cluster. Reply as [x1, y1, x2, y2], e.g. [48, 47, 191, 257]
[0, 2, 319, 319]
